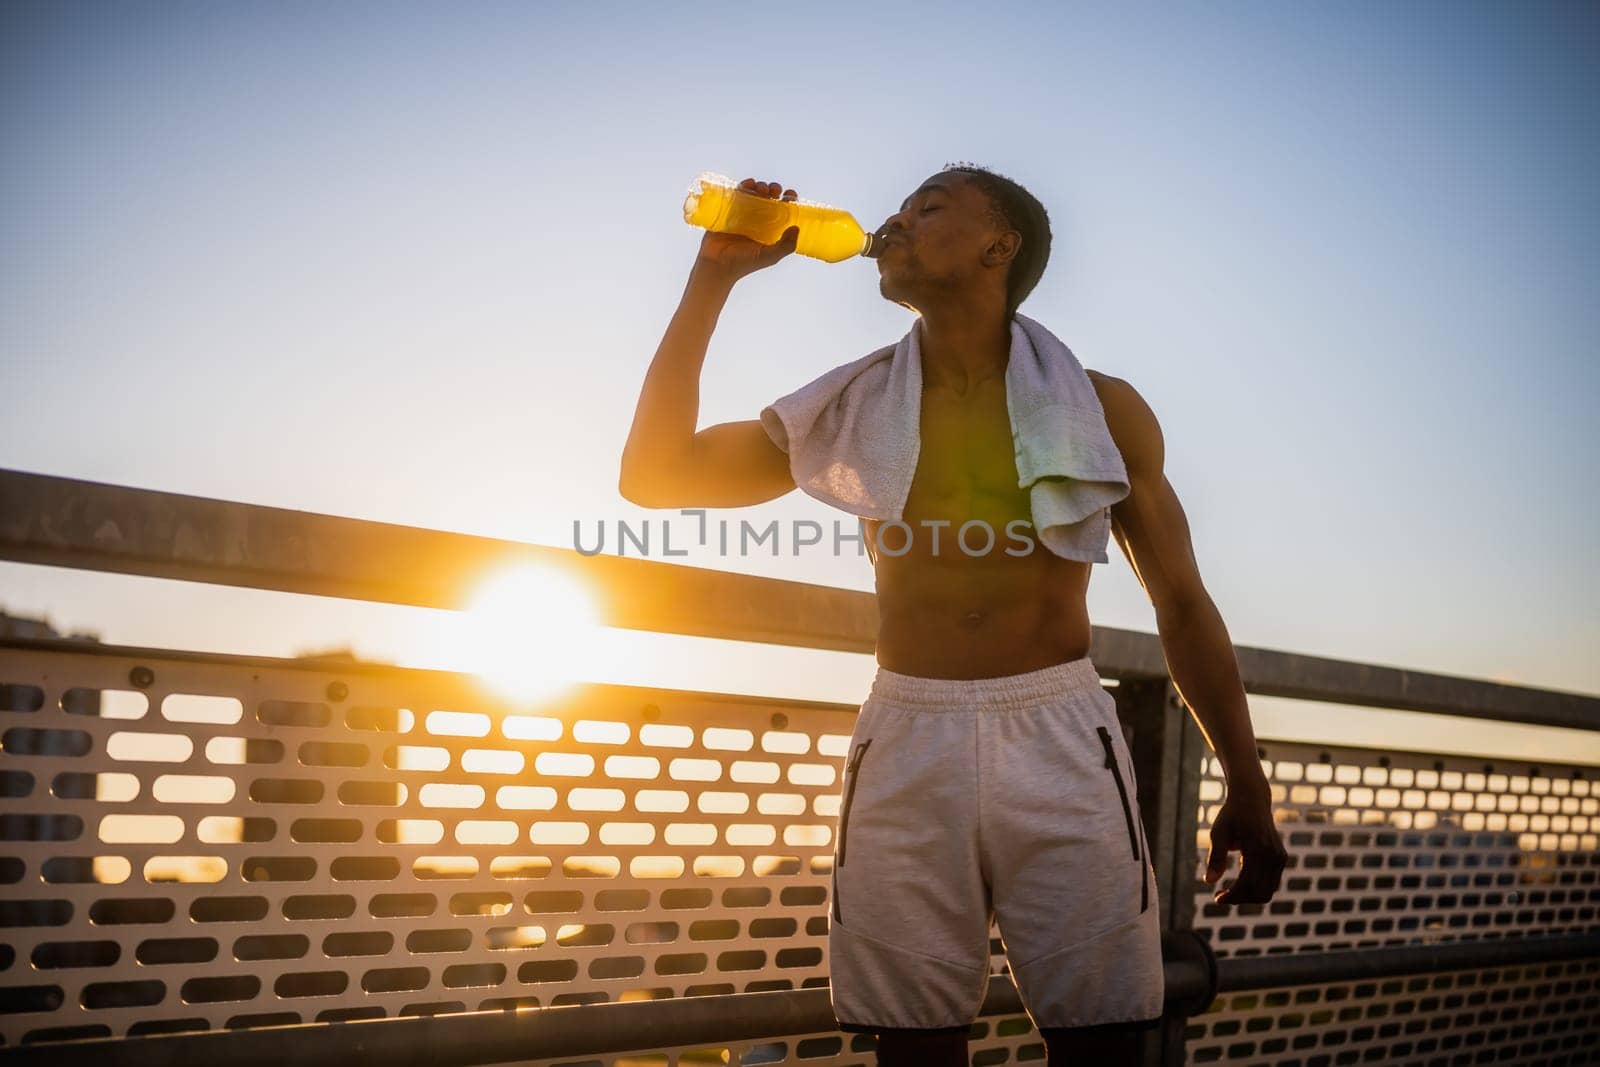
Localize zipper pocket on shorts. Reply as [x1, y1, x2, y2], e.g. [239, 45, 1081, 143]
[832, 738, 872, 925]
[837, 739, 873, 868]
[1135, 804, 1151, 913]
[1096, 725, 1140, 861]
[1097, 724, 1150, 913]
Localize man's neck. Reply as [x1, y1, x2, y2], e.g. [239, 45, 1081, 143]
[916, 301, 1012, 396]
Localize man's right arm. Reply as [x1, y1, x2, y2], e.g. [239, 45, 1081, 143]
[619, 178, 800, 510]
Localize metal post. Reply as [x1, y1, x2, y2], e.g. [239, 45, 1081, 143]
[1116, 677, 1208, 1066]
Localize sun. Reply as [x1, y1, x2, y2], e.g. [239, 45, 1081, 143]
[446, 559, 603, 707]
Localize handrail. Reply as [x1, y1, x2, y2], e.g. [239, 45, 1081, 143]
[0, 468, 876, 654]
[1215, 930, 1600, 991]
[3, 467, 1595, 727]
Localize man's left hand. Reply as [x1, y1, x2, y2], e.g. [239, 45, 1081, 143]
[1203, 777, 1288, 905]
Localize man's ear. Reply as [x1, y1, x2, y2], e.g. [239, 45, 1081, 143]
[983, 230, 1021, 269]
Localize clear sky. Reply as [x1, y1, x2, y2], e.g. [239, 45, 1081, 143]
[3, 1, 1596, 761]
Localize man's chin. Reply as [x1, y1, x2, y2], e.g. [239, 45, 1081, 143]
[875, 286, 920, 315]
[877, 276, 912, 303]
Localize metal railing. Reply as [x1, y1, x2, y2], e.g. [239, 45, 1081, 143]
[2, 466, 1597, 1066]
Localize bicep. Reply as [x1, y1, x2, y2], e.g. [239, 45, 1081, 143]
[677, 419, 795, 508]
[1100, 376, 1208, 615]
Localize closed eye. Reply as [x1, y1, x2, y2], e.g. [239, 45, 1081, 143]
[921, 206, 940, 213]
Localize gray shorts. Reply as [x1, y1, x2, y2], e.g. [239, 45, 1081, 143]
[827, 655, 1165, 1033]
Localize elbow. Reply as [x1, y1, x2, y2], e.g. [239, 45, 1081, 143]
[1155, 588, 1213, 630]
[620, 441, 695, 508]
[618, 449, 653, 507]
[618, 466, 678, 509]
[618, 469, 652, 507]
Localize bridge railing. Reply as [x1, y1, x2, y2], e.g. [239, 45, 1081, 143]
[1, 467, 1596, 1066]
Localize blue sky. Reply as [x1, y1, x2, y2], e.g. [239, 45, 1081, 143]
[2, 1, 1596, 757]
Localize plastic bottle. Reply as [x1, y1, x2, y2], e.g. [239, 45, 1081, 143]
[683, 171, 884, 262]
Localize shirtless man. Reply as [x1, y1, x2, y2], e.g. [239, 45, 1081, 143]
[621, 170, 1286, 1066]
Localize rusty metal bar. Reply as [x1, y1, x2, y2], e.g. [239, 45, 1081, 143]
[1214, 931, 1600, 992]
[0, 468, 878, 655]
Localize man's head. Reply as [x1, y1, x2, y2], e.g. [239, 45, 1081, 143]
[875, 162, 1052, 321]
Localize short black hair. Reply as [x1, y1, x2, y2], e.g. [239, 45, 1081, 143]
[940, 161, 1052, 319]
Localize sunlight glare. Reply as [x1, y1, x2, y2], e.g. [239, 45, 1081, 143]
[447, 561, 603, 707]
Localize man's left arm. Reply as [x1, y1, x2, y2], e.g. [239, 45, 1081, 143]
[1092, 372, 1288, 905]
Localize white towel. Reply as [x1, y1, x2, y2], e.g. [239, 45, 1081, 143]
[759, 312, 1130, 563]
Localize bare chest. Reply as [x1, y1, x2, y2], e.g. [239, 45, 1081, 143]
[902, 378, 1030, 525]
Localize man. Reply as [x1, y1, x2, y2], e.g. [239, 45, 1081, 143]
[620, 168, 1286, 1065]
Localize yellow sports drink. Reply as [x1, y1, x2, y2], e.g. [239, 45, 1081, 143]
[683, 171, 885, 262]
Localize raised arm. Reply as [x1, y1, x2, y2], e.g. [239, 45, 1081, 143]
[619, 177, 800, 510]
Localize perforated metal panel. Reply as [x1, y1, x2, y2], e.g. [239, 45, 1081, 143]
[9, 640, 1600, 1064]
[1195, 741, 1599, 955]
[1185, 958, 1600, 1066]
[0, 643, 1046, 1059]
[1186, 739, 1600, 1064]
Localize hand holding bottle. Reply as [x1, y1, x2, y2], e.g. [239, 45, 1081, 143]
[685, 171, 882, 274]
[693, 177, 801, 284]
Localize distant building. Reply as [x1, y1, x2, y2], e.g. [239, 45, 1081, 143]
[0, 607, 103, 644]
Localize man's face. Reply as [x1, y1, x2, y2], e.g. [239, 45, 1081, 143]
[875, 171, 1008, 314]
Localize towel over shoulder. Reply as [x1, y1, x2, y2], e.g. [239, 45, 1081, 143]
[759, 312, 1130, 564]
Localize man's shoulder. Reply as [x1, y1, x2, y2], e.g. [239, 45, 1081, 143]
[1084, 367, 1133, 409]
[1084, 369, 1162, 474]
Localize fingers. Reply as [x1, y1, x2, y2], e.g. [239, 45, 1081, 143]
[1203, 830, 1231, 885]
[1215, 867, 1271, 905]
[730, 176, 800, 262]
[738, 177, 799, 200]
[1212, 837, 1288, 905]
[1212, 853, 1254, 904]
